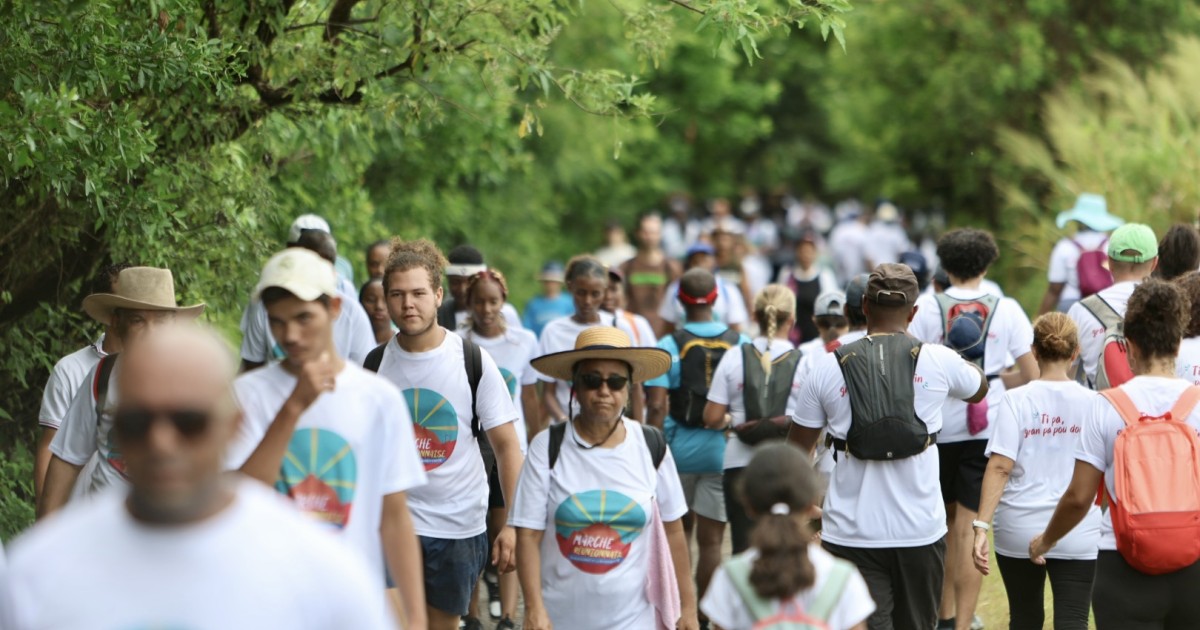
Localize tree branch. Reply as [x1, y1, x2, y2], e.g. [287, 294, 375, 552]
[204, 0, 221, 40]
[664, 0, 705, 15]
[324, 0, 365, 41]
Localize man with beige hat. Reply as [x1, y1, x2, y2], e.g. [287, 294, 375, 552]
[38, 266, 205, 517]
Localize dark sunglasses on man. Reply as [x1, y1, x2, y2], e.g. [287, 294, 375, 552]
[113, 408, 211, 442]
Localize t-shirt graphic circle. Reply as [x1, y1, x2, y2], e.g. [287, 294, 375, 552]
[277, 428, 358, 529]
[554, 489, 646, 574]
[499, 367, 518, 400]
[404, 387, 459, 471]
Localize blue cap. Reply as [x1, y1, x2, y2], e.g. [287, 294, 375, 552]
[844, 274, 870, 309]
[685, 242, 716, 258]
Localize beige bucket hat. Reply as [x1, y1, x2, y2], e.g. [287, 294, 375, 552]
[82, 267, 206, 325]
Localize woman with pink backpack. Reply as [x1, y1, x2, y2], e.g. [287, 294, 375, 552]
[1031, 279, 1200, 629]
[1037, 193, 1124, 316]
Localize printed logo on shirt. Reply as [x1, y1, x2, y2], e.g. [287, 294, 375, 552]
[104, 434, 128, 479]
[554, 490, 646, 574]
[499, 367, 518, 400]
[404, 387, 459, 471]
[276, 428, 357, 529]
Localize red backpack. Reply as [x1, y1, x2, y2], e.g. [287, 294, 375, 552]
[1072, 238, 1114, 298]
[1099, 386, 1200, 574]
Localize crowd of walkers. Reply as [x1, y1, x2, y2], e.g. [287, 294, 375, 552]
[5, 192, 1200, 630]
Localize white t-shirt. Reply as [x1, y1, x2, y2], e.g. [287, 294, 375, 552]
[453, 302, 524, 331]
[239, 287, 375, 365]
[225, 363, 427, 576]
[1067, 280, 1139, 386]
[708, 338, 805, 470]
[1176, 337, 1200, 385]
[794, 341, 983, 547]
[375, 331, 519, 538]
[38, 336, 106, 430]
[1076, 376, 1200, 551]
[867, 221, 912, 267]
[828, 221, 869, 282]
[508, 419, 688, 630]
[701, 546, 876, 630]
[1048, 232, 1110, 303]
[49, 359, 126, 495]
[797, 330, 866, 479]
[535, 314, 646, 419]
[909, 287, 1034, 442]
[658, 279, 750, 328]
[0, 482, 394, 629]
[457, 327, 539, 449]
[612, 308, 657, 348]
[985, 381, 1101, 559]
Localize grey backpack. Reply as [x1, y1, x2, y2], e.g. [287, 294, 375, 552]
[830, 334, 935, 460]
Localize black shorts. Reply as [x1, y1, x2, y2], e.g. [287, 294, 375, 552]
[937, 439, 988, 511]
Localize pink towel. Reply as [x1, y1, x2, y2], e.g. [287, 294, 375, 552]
[645, 500, 681, 630]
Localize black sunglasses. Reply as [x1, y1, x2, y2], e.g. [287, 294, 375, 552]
[577, 373, 630, 391]
[113, 408, 211, 442]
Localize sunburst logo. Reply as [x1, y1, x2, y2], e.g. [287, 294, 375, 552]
[404, 388, 459, 471]
[554, 490, 646, 574]
[277, 428, 357, 529]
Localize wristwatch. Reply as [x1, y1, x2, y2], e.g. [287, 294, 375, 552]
[971, 520, 991, 532]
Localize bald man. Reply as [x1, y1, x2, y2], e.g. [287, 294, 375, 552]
[1, 325, 394, 629]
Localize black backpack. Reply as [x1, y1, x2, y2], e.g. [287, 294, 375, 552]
[829, 334, 936, 461]
[364, 338, 484, 438]
[668, 328, 741, 428]
[547, 422, 666, 470]
[737, 344, 802, 445]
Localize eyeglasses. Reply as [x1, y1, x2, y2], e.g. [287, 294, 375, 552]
[113, 408, 211, 442]
[577, 373, 630, 391]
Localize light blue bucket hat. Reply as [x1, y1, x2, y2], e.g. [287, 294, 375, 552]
[1055, 193, 1124, 231]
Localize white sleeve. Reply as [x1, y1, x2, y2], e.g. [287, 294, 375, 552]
[378, 383, 428, 495]
[1002, 300, 1035, 360]
[1075, 396, 1113, 473]
[508, 432, 551, 530]
[636, 317, 657, 348]
[534, 330, 557, 383]
[724, 283, 749, 326]
[1047, 240, 1072, 283]
[224, 377, 267, 470]
[341, 299, 377, 364]
[1068, 302, 1104, 382]
[939, 347, 985, 401]
[986, 394, 1022, 460]
[788, 355, 809, 416]
[655, 447, 689, 522]
[706, 350, 739, 406]
[239, 299, 271, 363]
[520, 335, 541, 386]
[793, 358, 831, 429]
[502, 303, 524, 329]
[658, 282, 680, 325]
[38, 358, 77, 429]
[699, 564, 755, 630]
[48, 372, 100, 466]
[477, 349, 519, 431]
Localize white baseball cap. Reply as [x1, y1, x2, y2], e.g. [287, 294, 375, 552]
[287, 214, 331, 243]
[253, 248, 337, 301]
[814, 291, 847, 317]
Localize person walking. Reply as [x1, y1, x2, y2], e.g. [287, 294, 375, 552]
[360, 277, 396, 344]
[703, 285, 805, 553]
[972, 313, 1099, 630]
[522, 261, 574, 338]
[620, 212, 683, 338]
[4, 325, 394, 629]
[701, 443, 875, 630]
[225, 248, 429, 629]
[40, 267, 205, 515]
[511, 327, 699, 630]
[1038, 194, 1125, 315]
[790, 263, 987, 630]
[1031, 279, 1200, 629]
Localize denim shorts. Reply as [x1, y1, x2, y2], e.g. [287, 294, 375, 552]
[420, 532, 490, 615]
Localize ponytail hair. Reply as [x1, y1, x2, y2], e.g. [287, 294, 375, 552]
[737, 443, 819, 600]
[753, 285, 796, 379]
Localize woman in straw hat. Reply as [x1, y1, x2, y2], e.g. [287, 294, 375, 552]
[39, 267, 204, 518]
[511, 327, 699, 630]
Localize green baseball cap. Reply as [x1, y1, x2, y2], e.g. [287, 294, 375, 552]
[1107, 223, 1158, 263]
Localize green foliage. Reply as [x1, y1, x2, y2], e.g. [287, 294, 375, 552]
[0, 443, 35, 542]
[996, 35, 1200, 311]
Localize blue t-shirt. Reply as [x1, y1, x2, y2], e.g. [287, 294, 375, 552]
[523, 294, 575, 338]
[646, 322, 751, 474]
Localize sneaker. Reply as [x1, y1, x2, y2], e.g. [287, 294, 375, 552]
[971, 615, 985, 630]
[460, 617, 483, 630]
[484, 575, 501, 619]
[497, 617, 516, 630]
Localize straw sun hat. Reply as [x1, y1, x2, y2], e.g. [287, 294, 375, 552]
[532, 327, 671, 384]
[82, 267, 206, 325]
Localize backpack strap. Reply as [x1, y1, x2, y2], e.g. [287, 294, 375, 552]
[1100, 387, 1141, 428]
[549, 422, 665, 470]
[93, 354, 118, 426]
[807, 558, 855, 621]
[548, 422, 567, 469]
[722, 553, 775, 621]
[362, 343, 386, 372]
[1079, 295, 1122, 330]
[463, 338, 483, 438]
[1169, 386, 1200, 422]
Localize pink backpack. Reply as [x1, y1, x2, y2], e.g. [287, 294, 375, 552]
[1072, 238, 1113, 298]
[1099, 386, 1200, 574]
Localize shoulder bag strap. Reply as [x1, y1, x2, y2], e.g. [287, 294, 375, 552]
[547, 423, 567, 469]
[1169, 385, 1200, 422]
[722, 554, 774, 621]
[808, 559, 855, 621]
[1100, 387, 1142, 428]
[363, 343, 386, 372]
[464, 339, 483, 438]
